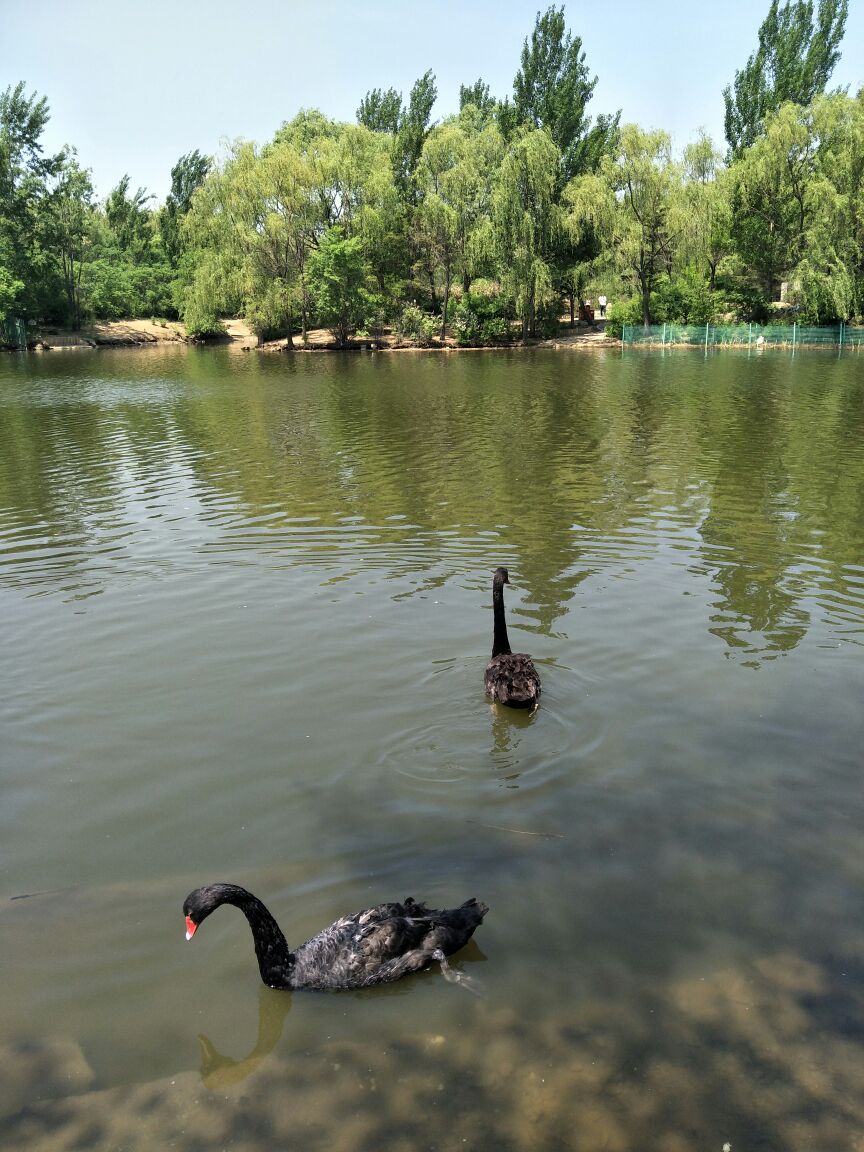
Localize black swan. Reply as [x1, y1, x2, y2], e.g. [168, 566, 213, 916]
[183, 883, 488, 991]
[484, 566, 541, 709]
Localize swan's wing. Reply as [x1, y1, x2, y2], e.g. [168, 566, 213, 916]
[291, 902, 431, 988]
[291, 899, 487, 989]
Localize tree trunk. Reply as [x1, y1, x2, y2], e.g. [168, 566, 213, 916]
[426, 264, 439, 313]
[440, 267, 451, 341]
[641, 278, 651, 329]
[522, 284, 534, 344]
[569, 294, 576, 327]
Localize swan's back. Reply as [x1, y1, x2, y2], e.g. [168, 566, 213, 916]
[485, 652, 541, 709]
[291, 897, 488, 990]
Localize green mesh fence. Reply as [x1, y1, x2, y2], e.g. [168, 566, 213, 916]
[621, 323, 864, 350]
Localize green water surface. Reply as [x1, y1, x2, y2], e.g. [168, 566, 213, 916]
[1, 345, 862, 1151]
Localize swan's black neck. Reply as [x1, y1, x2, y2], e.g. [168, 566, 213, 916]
[224, 886, 294, 989]
[492, 577, 512, 658]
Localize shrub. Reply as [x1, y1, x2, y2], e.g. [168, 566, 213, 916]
[652, 273, 719, 326]
[397, 303, 437, 345]
[604, 297, 642, 339]
[451, 280, 514, 346]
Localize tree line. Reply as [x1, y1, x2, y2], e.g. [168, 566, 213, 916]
[1, 0, 859, 346]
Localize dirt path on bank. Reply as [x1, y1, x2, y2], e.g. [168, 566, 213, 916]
[32, 317, 613, 352]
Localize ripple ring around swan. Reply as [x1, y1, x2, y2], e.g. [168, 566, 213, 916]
[375, 666, 605, 798]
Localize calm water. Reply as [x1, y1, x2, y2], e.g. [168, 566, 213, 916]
[1, 345, 863, 1151]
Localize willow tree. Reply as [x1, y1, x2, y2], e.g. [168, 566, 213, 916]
[565, 125, 680, 327]
[290, 117, 402, 304]
[183, 115, 405, 341]
[492, 127, 560, 341]
[180, 139, 314, 343]
[680, 133, 733, 293]
[730, 101, 819, 300]
[416, 111, 503, 334]
[807, 90, 864, 319]
[732, 94, 862, 319]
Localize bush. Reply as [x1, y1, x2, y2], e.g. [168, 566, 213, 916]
[478, 316, 510, 343]
[652, 273, 719, 326]
[397, 303, 437, 345]
[451, 280, 514, 346]
[711, 267, 771, 323]
[307, 227, 377, 346]
[604, 297, 642, 339]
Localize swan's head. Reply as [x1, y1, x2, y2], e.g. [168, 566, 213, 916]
[493, 566, 510, 586]
[183, 883, 247, 941]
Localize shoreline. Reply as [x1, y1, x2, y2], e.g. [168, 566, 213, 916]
[10, 318, 857, 356]
[4, 317, 616, 354]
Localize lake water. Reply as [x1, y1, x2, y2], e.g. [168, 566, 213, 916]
[1, 344, 863, 1151]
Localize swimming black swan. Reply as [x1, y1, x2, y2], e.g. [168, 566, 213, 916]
[183, 883, 488, 991]
[484, 566, 541, 709]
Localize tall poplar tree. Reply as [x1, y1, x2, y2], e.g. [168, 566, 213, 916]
[160, 150, 210, 268]
[723, 0, 848, 158]
[511, 5, 618, 185]
[356, 88, 402, 135]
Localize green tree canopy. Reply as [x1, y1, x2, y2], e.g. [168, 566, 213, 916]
[160, 149, 210, 267]
[511, 5, 619, 183]
[459, 80, 496, 122]
[723, 0, 848, 157]
[307, 225, 377, 346]
[356, 87, 402, 135]
[566, 124, 681, 327]
[492, 127, 561, 340]
[731, 94, 862, 318]
[105, 175, 154, 263]
[46, 153, 94, 329]
[0, 82, 64, 321]
[394, 70, 438, 203]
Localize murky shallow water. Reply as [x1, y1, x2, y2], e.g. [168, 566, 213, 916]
[1, 345, 863, 1150]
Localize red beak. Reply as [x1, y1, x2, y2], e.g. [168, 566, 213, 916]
[185, 915, 198, 941]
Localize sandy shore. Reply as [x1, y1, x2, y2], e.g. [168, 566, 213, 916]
[28, 317, 612, 352]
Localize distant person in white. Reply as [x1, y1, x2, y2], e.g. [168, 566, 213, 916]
[598, 294, 607, 318]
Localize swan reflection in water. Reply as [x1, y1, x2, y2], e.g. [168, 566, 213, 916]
[488, 699, 536, 784]
[198, 988, 292, 1090]
[197, 942, 489, 1089]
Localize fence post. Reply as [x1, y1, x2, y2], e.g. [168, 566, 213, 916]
[704, 322, 709, 356]
[839, 321, 844, 354]
[792, 321, 797, 354]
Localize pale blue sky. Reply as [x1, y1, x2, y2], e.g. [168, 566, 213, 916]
[3, 0, 862, 200]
